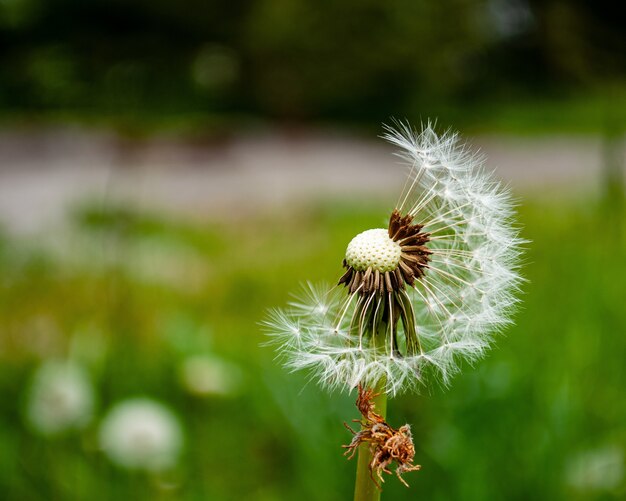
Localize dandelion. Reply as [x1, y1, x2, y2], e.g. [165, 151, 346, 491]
[265, 121, 523, 394]
[99, 398, 183, 472]
[26, 361, 94, 436]
[264, 121, 525, 496]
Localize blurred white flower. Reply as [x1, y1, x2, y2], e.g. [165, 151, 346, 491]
[26, 361, 94, 436]
[265, 122, 525, 395]
[179, 355, 242, 397]
[565, 445, 624, 492]
[99, 398, 183, 471]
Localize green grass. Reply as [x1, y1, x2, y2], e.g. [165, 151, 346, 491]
[0, 194, 624, 500]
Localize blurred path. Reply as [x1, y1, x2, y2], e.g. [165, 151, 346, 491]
[0, 127, 623, 233]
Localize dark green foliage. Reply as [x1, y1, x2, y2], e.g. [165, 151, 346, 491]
[0, 0, 624, 128]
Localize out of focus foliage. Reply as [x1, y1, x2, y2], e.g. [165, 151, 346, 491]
[0, 195, 624, 499]
[0, 0, 624, 124]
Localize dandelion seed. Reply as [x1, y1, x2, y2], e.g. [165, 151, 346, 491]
[265, 121, 524, 395]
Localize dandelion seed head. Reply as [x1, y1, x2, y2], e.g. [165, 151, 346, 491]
[99, 398, 183, 472]
[264, 121, 525, 395]
[179, 355, 242, 397]
[26, 361, 94, 436]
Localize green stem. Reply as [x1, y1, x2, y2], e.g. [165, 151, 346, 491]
[353, 379, 387, 501]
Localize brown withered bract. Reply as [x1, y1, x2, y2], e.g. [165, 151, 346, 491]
[343, 385, 421, 488]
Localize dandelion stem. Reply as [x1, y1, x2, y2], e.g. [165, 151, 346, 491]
[353, 378, 387, 501]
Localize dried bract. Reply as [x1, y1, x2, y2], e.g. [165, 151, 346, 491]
[343, 385, 421, 488]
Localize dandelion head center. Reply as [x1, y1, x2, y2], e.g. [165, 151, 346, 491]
[345, 229, 401, 273]
[339, 210, 432, 295]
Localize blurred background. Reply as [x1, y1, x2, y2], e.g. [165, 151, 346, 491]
[0, 0, 625, 499]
